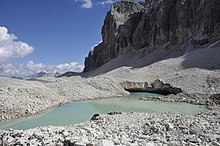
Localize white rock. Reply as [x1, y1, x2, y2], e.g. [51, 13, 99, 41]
[7, 136, 14, 143]
[74, 142, 86, 146]
[145, 142, 155, 146]
[62, 131, 69, 137]
[98, 140, 115, 146]
[165, 123, 174, 131]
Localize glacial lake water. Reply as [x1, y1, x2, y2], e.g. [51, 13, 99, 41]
[0, 92, 206, 130]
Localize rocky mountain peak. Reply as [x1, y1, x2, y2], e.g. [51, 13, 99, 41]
[84, 0, 220, 72]
[100, 0, 145, 48]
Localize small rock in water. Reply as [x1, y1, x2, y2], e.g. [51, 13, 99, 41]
[90, 114, 100, 121]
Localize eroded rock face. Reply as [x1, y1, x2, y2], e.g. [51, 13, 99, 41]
[150, 79, 182, 95]
[125, 79, 182, 95]
[84, 0, 145, 72]
[120, 80, 146, 89]
[84, 0, 220, 72]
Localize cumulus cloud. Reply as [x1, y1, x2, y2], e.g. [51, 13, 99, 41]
[0, 26, 84, 77]
[75, 0, 93, 9]
[0, 61, 84, 77]
[0, 26, 34, 64]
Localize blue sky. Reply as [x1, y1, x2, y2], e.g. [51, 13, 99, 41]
[0, 0, 114, 76]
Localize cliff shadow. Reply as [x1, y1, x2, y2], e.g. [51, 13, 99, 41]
[181, 46, 220, 70]
[82, 49, 184, 78]
[59, 44, 220, 78]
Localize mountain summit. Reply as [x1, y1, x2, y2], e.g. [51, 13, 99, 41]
[84, 0, 220, 72]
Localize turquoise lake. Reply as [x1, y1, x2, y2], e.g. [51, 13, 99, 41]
[0, 92, 205, 130]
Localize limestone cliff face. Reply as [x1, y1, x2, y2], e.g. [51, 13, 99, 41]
[84, 0, 220, 72]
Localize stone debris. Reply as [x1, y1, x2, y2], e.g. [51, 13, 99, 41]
[1, 111, 220, 145]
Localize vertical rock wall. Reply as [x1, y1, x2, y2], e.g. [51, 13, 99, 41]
[84, 0, 220, 72]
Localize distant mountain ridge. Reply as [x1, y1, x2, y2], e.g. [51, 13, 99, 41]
[84, 0, 220, 72]
[9, 71, 61, 79]
[27, 71, 60, 79]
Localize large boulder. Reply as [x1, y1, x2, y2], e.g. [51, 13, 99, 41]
[123, 79, 182, 95]
[150, 79, 182, 95]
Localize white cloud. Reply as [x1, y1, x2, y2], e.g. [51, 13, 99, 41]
[0, 26, 84, 77]
[98, 0, 115, 5]
[0, 61, 84, 77]
[75, 0, 93, 9]
[55, 62, 84, 73]
[0, 26, 34, 64]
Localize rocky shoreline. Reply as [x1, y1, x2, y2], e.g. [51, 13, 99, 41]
[0, 76, 130, 121]
[139, 94, 210, 106]
[1, 110, 220, 146]
[1, 77, 220, 145]
[139, 93, 220, 111]
[0, 77, 68, 121]
[1, 90, 220, 146]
